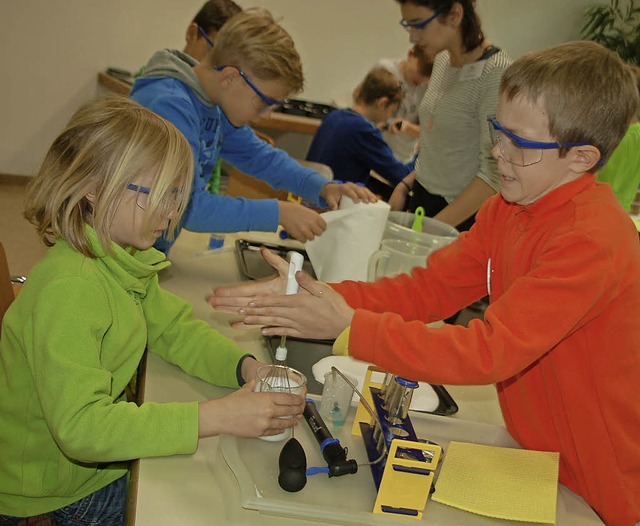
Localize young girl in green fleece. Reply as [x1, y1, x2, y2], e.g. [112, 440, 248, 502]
[0, 96, 304, 526]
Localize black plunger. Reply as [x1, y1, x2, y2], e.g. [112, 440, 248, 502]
[278, 437, 307, 492]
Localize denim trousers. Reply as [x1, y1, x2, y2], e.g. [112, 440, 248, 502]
[0, 474, 127, 526]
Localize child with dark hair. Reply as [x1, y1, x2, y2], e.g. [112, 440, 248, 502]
[306, 67, 415, 187]
[183, 0, 242, 61]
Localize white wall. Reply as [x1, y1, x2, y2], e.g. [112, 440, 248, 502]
[0, 0, 593, 177]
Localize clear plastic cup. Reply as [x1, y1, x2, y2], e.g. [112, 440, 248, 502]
[320, 370, 357, 427]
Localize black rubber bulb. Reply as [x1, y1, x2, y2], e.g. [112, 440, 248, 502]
[278, 437, 307, 492]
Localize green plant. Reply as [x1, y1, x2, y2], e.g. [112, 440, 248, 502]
[581, 0, 640, 65]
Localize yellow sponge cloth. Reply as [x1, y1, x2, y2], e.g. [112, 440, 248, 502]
[432, 441, 560, 523]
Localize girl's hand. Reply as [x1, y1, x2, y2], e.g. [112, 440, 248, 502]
[197, 384, 305, 438]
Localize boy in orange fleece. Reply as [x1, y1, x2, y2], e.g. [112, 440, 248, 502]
[209, 41, 640, 526]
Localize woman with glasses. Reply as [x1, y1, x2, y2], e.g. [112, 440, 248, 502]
[390, 0, 512, 232]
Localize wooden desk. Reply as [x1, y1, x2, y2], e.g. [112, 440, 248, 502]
[97, 72, 321, 135]
[97, 72, 131, 96]
[252, 111, 321, 135]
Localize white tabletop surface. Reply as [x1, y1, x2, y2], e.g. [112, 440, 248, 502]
[134, 230, 602, 526]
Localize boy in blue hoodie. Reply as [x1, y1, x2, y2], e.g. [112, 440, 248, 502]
[131, 8, 375, 254]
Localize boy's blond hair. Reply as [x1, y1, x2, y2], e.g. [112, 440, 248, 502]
[25, 96, 193, 258]
[204, 8, 304, 94]
[355, 68, 405, 107]
[500, 40, 639, 163]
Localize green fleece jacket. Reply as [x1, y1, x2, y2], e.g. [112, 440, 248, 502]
[0, 229, 247, 517]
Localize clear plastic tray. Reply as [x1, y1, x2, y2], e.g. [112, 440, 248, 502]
[220, 407, 598, 525]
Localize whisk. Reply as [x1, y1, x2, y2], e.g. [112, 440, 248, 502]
[270, 251, 305, 391]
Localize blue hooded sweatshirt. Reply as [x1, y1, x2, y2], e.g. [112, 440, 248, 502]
[130, 50, 330, 254]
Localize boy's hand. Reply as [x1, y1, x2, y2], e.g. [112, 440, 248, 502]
[387, 118, 404, 134]
[208, 247, 304, 313]
[321, 182, 378, 210]
[236, 271, 355, 340]
[278, 201, 326, 242]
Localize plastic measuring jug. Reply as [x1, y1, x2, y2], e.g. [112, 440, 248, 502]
[367, 239, 432, 281]
[383, 211, 459, 251]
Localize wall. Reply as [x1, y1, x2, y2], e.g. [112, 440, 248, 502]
[0, 0, 594, 177]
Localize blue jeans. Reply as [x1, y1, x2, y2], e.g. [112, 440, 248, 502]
[0, 474, 127, 526]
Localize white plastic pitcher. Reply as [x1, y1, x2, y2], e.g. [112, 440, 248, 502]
[368, 239, 432, 281]
[383, 211, 459, 251]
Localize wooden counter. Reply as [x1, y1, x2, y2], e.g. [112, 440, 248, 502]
[97, 72, 321, 135]
[252, 111, 321, 135]
[98, 72, 131, 96]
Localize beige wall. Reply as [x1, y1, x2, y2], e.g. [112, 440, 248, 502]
[0, 0, 593, 177]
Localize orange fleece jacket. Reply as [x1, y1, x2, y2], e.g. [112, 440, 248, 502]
[333, 175, 640, 526]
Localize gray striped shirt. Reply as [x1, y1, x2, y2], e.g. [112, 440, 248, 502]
[415, 48, 512, 202]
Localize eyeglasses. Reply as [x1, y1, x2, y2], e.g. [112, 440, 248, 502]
[487, 117, 598, 167]
[197, 25, 215, 48]
[400, 12, 440, 32]
[127, 183, 182, 216]
[213, 65, 285, 111]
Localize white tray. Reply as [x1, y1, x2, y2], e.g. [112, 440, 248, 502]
[220, 402, 602, 525]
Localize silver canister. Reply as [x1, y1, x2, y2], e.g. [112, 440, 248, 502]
[384, 377, 419, 425]
[382, 375, 399, 412]
[379, 372, 396, 401]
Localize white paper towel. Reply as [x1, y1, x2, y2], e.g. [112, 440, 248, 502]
[305, 197, 390, 282]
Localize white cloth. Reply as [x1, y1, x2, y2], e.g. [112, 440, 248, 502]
[312, 355, 440, 412]
[305, 197, 390, 282]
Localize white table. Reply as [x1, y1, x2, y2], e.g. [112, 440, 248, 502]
[134, 230, 602, 526]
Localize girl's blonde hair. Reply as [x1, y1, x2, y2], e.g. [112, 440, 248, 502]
[205, 8, 304, 94]
[24, 96, 193, 258]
